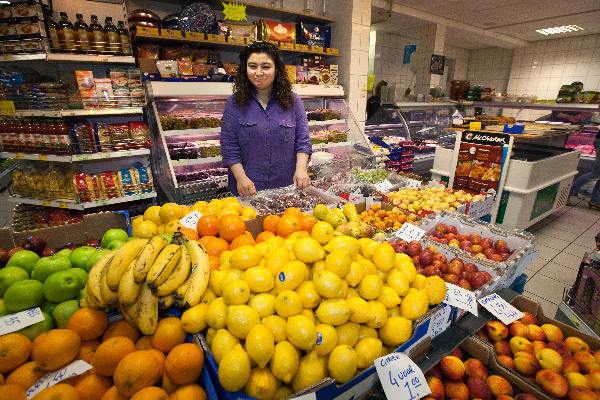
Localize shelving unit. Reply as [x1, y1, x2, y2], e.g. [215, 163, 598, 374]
[0, 53, 135, 64]
[308, 119, 347, 127]
[312, 141, 352, 150]
[8, 192, 157, 210]
[0, 149, 150, 162]
[163, 127, 221, 137]
[12, 108, 143, 118]
[171, 156, 222, 167]
[456, 101, 600, 112]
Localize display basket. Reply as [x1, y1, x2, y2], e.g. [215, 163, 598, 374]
[242, 185, 343, 215]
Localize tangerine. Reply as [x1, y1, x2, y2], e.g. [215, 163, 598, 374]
[262, 215, 280, 234]
[113, 351, 163, 397]
[161, 374, 178, 394]
[100, 386, 127, 400]
[67, 307, 109, 341]
[256, 231, 275, 243]
[283, 207, 303, 217]
[31, 383, 79, 400]
[79, 340, 100, 364]
[0, 333, 31, 374]
[178, 228, 199, 241]
[74, 372, 112, 400]
[301, 215, 318, 232]
[6, 361, 45, 390]
[165, 343, 204, 385]
[277, 214, 302, 238]
[208, 255, 220, 271]
[103, 320, 141, 343]
[198, 236, 229, 257]
[130, 386, 168, 400]
[230, 232, 256, 250]
[0, 383, 26, 400]
[93, 336, 136, 377]
[135, 336, 154, 350]
[197, 216, 219, 237]
[32, 329, 81, 371]
[169, 384, 207, 400]
[151, 318, 186, 353]
[218, 214, 246, 242]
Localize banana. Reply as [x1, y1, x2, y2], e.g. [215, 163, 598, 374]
[134, 235, 169, 283]
[86, 251, 115, 309]
[159, 295, 175, 310]
[100, 262, 119, 307]
[120, 301, 139, 329]
[118, 259, 143, 306]
[172, 279, 190, 301]
[146, 244, 181, 287]
[153, 245, 191, 296]
[135, 283, 158, 335]
[106, 238, 148, 291]
[173, 298, 187, 308]
[183, 240, 211, 307]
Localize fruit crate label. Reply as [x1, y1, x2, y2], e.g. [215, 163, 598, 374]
[375, 352, 431, 400]
[478, 293, 524, 325]
[468, 195, 494, 219]
[443, 282, 478, 316]
[0, 307, 44, 336]
[374, 179, 393, 193]
[289, 393, 316, 400]
[180, 210, 203, 230]
[426, 304, 453, 339]
[404, 178, 422, 188]
[394, 223, 426, 242]
[26, 360, 92, 399]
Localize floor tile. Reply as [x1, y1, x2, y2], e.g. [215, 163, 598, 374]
[551, 251, 586, 270]
[525, 256, 550, 279]
[537, 261, 579, 286]
[534, 235, 572, 251]
[525, 273, 568, 304]
[535, 244, 563, 260]
[564, 242, 593, 257]
[550, 221, 594, 235]
[523, 291, 559, 318]
[534, 228, 580, 242]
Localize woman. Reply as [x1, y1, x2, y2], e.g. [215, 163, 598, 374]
[366, 80, 387, 121]
[220, 41, 312, 197]
[569, 112, 600, 208]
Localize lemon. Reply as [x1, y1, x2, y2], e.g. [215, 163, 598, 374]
[206, 297, 228, 329]
[211, 329, 241, 363]
[180, 303, 208, 333]
[325, 250, 352, 278]
[339, 279, 349, 299]
[314, 323, 338, 356]
[242, 267, 275, 294]
[345, 261, 364, 288]
[407, 287, 419, 295]
[346, 296, 373, 324]
[286, 315, 317, 351]
[219, 250, 233, 269]
[159, 202, 181, 222]
[313, 270, 343, 299]
[262, 315, 287, 343]
[245, 367, 277, 400]
[274, 387, 294, 400]
[396, 254, 416, 282]
[191, 200, 207, 212]
[387, 307, 401, 318]
[275, 260, 307, 292]
[218, 344, 251, 392]
[265, 248, 290, 277]
[323, 236, 359, 257]
[270, 341, 300, 384]
[380, 316, 413, 347]
[293, 237, 326, 264]
[230, 245, 263, 270]
[358, 325, 378, 340]
[292, 351, 326, 393]
[354, 337, 383, 369]
[328, 345, 358, 384]
[143, 205, 162, 225]
[164, 220, 182, 234]
[210, 270, 228, 296]
[400, 290, 429, 321]
[395, 252, 415, 267]
[202, 288, 217, 304]
[132, 220, 158, 239]
[358, 259, 377, 276]
[296, 281, 321, 309]
[222, 279, 251, 305]
[366, 300, 388, 329]
[411, 274, 427, 289]
[336, 322, 360, 346]
[423, 275, 447, 305]
[358, 238, 377, 260]
[378, 286, 401, 309]
[315, 299, 351, 326]
[372, 243, 396, 272]
[301, 309, 316, 325]
[206, 328, 217, 345]
[249, 293, 276, 318]
[275, 290, 303, 318]
[227, 304, 261, 339]
[254, 242, 272, 257]
[387, 270, 410, 296]
[311, 221, 334, 245]
[358, 274, 383, 300]
[346, 287, 359, 299]
[246, 324, 275, 368]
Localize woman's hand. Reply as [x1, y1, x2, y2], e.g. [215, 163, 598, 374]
[237, 176, 256, 197]
[293, 169, 311, 189]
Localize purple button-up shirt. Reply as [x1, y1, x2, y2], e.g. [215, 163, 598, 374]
[220, 92, 312, 195]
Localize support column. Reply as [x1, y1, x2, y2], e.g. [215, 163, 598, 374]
[413, 23, 446, 98]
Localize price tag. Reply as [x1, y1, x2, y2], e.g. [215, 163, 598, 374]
[405, 178, 421, 188]
[375, 352, 431, 400]
[469, 122, 482, 131]
[426, 304, 453, 339]
[394, 223, 426, 242]
[58, 202, 68, 209]
[207, 34, 226, 43]
[0, 100, 16, 116]
[15, 152, 24, 159]
[468, 195, 494, 219]
[180, 211, 203, 230]
[478, 293, 524, 325]
[222, 2, 247, 21]
[97, 200, 109, 206]
[0, 308, 45, 336]
[163, 29, 182, 39]
[311, 46, 324, 53]
[374, 179, 393, 193]
[228, 36, 245, 45]
[279, 42, 294, 50]
[326, 47, 339, 55]
[444, 282, 478, 316]
[185, 31, 205, 41]
[296, 44, 309, 51]
[41, 200, 51, 206]
[100, 56, 110, 62]
[137, 26, 159, 36]
[290, 393, 316, 400]
[26, 360, 92, 399]
[349, 193, 364, 204]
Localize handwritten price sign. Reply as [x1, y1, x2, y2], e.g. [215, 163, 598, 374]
[405, 178, 422, 188]
[374, 179, 393, 193]
[375, 352, 431, 400]
[394, 223, 426, 242]
[479, 293, 524, 325]
[426, 304, 453, 339]
[0, 307, 44, 336]
[26, 360, 92, 398]
[180, 211, 203, 230]
[443, 282, 478, 316]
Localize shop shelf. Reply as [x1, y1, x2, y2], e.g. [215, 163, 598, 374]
[0, 149, 150, 162]
[0, 53, 46, 62]
[163, 127, 221, 137]
[557, 301, 600, 339]
[0, 53, 134, 64]
[395, 102, 456, 108]
[8, 192, 157, 210]
[307, 119, 346, 126]
[457, 101, 600, 112]
[312, 141, 351, 150]
[172, 156, 222, 167]
[13, 108, 143, 118]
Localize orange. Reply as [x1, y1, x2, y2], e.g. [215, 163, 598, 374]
[93, 336, 136, 377]
[0, 374, 3, 385]
[229, 232, 256, 250]
[262, 215, 280, 234]
[169, 384, 207, 400]
[74, 372, 112, 400]
[283, 207, 303, 217]
[218, 214, 246, 242]
[208, 256, 220, 271]
[113, 351, 163, 397]
[100, 386, 127, 400]
[130, 386, 168, 400]
[31, 383, 78, 400]
[79, 340, 100, 364]
[0, 333, 31, 373]
[199, 236, 229, 257]
[151, 318, 186, 353]
[147, 350, 166, 376]
[6, 361, 46, 389]
[161, 374, 178, 394]
[302, 215, 318, 232]
[0, 383, 26, 400]
[165, 343, 204, 385]
[178, 228, 199, 241]
[277, 214, 302, 238]
[67, 307, 109, 341]
[32, 329, 81, 371]
[197, 216, 219, 237]
[135, 336, 154, 350]
[103, 320, 141, 343]
[256, 231, 275, 243]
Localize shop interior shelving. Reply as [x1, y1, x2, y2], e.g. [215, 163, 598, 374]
[8, 192, 157, 210]
[12, 108, 143, 118]
[455, 100, 600, 112]
[0, 149, 150, 162]
[0, 53, 135, 64]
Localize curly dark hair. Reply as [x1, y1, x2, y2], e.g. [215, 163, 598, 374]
[233, 41, 294, 110]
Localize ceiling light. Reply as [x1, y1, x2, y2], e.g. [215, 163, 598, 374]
[536, 25, 584, 35]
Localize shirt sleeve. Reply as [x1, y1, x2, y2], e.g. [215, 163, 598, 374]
[220, 97, 242, 167]
[293, 94, 312, 155]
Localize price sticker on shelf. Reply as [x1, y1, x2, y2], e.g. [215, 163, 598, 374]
[15, 152, 24, 159]
[405, 178, 422, 188]
[478, 293, 524, 325]
[0, 308, 45, 336]
[222, 2, 247, 21]
[348, 193, 364, 204]
[289, 393, 316, 400]
[58, 202, 68, 209]
[26, 360, 92, 399]
[279, 42, 294, 50]
[137, 26, 159, 36]
[38, 154, 48, 161]
[41, 200, 51, 206]
[0, 100, 15, 116]
[326, 47, 339, 55]
[185, 31, 205, 40]
[375, 352, 431, 400]
[163, 29, 182, 39]
[393, 223, 426, 242]
[468, 195, 494, 219]
[426, 304, 453, 339]
[374, 179, 393, 193]
[296, 44, 309, 51]
[207, 33, 226, 43]
[180, 211, 203, 230]
[469, 122, 482, 131]
[311, 46, 324, 53]
[444, 282, 478, 316]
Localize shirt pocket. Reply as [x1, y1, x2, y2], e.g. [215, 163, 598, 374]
[237, 118, 258, 147]
[272, 119, 295, 162]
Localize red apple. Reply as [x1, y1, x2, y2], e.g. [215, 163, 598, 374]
[484, 248, 497, 259]
[467, 271, 493, 289]
[412, 255, 421, 266]
[443, 273, 460, 284]
[459, 279, 472, 290]
[447, 225, 458, 234]
[464, 263, 478, 273]
[500, 252, 511, 261]
[470, 233, 482, 245]
[0, 247, 8, 265]
[423, 265, 442, 277]
[446, 261, 464, 277]
[433, 253, 447, 263]
[445, 233, 457, 242]
[407, 241, 422, 257]
[481, 238, 493, 250]
[471, 244, 484, 254]
[42, 247, 56, 257]
[489, 253, 504, 262]
[435, 223, 447, 234]
[8, 246, 24, 257]
[432, 260, 445, 270]
[494, 240, 509, 252]
[457, 234, 468, 242]
[432, 231, 445, 239]
[419, 250, 434, 267]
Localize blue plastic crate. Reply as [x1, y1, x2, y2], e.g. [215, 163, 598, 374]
[510, 273, 527, 294]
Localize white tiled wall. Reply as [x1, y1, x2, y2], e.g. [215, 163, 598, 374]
[466, 47, 513, 92]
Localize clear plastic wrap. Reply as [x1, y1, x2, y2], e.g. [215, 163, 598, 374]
[243, 185, 342, 215]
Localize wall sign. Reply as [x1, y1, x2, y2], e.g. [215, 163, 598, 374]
[222, 2, 247, 21]
[429, 54, 446, 75]
[403, 44, 417, 64]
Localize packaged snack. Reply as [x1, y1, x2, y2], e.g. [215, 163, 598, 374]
[118, 167, 137, 196]
[285, 65, 296, 83]
[296, 65, 308, 84]
[3, 40, 21, 53]
[109, 123, 131, 150]
[222, 62, 238, 76]
[130, 87, 145, 107]
[109, 69, 128, 89]
[296, 21, 331, 48]
[73, 172, 96, 202]
[0, 6, 11, 19]
[218, 21, 258, 41]
[11, 3, 43, 19]
[307, 67, 321, 84]
[70, 123, 96, 153]
[0, 22, 17, 37]
[127, 68, 143, 88]
[260, 19, 295, 43]
[129, 121, 150, 147]
[177, 60, 193, 76]
[99, 171, 122, 198]
[21, 38, 43, 52]
[156, 60, 178, 78]
[329, 64, 338, 84]
[193, 63, 212, 76]
[160, 46, 180, 60]
[133, 162, 153, 193]
[113, 88, 131, 107]
[135, 43, 159, 59]
[94, 78, 114, 106]
[75, 70, 96, 108]
[95, 123, 112, 152]
[16, 18, 45, 38]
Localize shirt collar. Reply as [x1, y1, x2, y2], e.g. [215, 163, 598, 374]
[251, 90, 276, 111]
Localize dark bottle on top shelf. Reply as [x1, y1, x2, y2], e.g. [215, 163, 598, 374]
[46, 16, 60, 52]
[117, 20, 131, 56]
[104, 17, 119, 54]
[74, 13, 91, 53]
[57, 12, 76, 52]
[89, 15, 105, 54]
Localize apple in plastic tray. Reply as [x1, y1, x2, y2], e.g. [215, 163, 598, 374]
[429, 223, 512, 262]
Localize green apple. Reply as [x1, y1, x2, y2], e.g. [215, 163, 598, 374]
[52, 299, 80, 328]
[107, 240, 126, 250]
[3, 279, 45, 313]
[0, 266, 30, 296]
[101, 228, 129, 248]
[6, 250, 40, 275]
[84, 249, 111, 272]
[54, 248, 72, 259]
[69, 246, 97, 270]
[41, 301, 57, 315]
[69, 268, 88, 289]
[19, 311, 54, 341]
[31, 256, 72, 283]
[43, 271, 81, 303]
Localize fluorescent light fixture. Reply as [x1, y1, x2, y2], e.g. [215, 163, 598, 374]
[536, 25, 584, 35]
[0, 1, 10, 4]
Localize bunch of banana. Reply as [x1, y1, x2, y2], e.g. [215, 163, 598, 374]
[83, 232, 211, 335]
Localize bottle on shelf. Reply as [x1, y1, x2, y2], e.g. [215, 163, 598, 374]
[57, 12, 76, 52]
[74, 13, 91, 54]
[46, 15, 61, 52]
[89, 15, 105, 54]
[117, 20, 131, 56]
[104, 17, 119, 55]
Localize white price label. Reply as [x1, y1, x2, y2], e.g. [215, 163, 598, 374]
[405, 179, 422, 188]
[0, 307, 45, 336]
[443, 282, 478, 316]
[426, 305, 453, 339]
[179, 211, 203, 230]
[478, 293, 524, 325]
[365, 196, 381, 210]
[394, 223, 426, 242]
[349, 193, 364, 204]
[26, 360, 92, 399]
[290, 392, 317, 400]
[468, 196, 494, 219]
[375, 179, 393, 193]
[375, 352, 431, 400]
